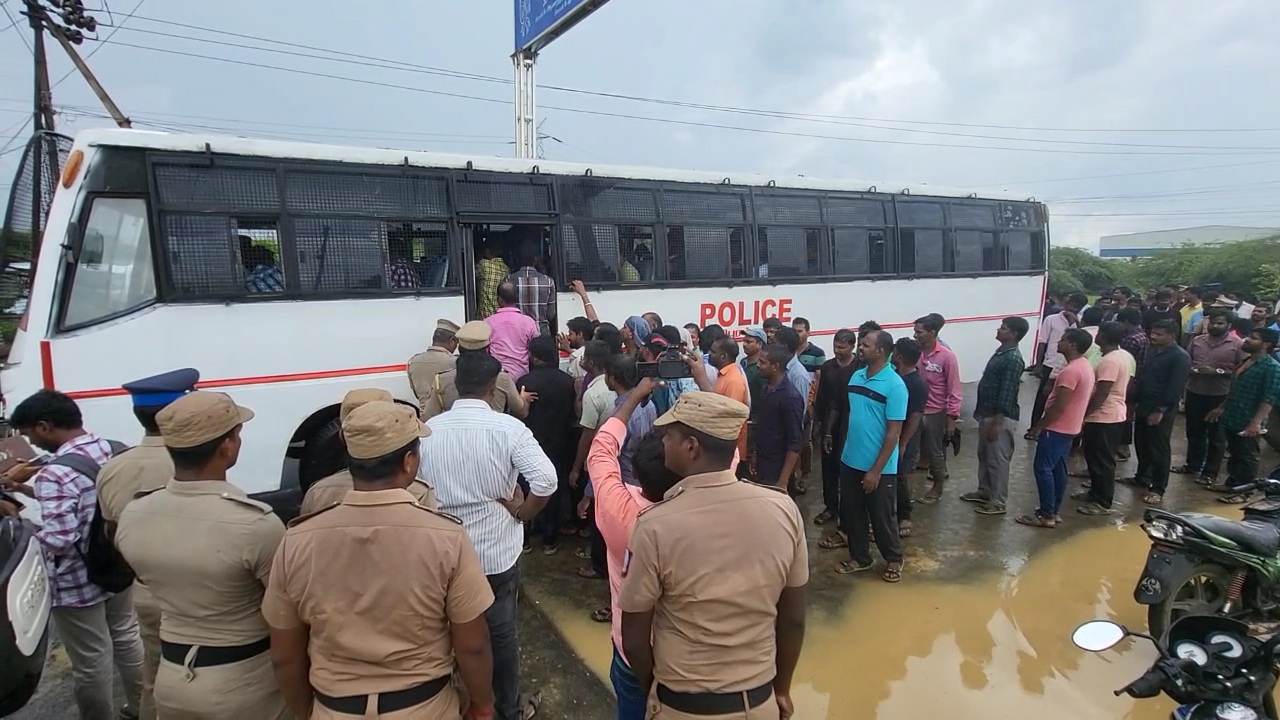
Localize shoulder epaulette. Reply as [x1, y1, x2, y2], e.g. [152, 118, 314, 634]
[637, 486, 686, 515]
[286, 502, 340, 528]
[222, 493, 274, 515]
[414, 504, 463, 525]
[740, 479, 789, 494]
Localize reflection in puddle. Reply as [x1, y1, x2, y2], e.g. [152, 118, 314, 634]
[544, 514, 1249, 719]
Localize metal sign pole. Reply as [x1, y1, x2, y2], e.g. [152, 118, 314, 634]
[513, 50, 537, 159]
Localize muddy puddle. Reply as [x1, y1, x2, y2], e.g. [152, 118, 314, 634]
[544, 508, 1249, 719]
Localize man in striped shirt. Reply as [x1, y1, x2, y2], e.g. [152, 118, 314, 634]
[7, 390, 144, 720]
[418, 352, 557, 720]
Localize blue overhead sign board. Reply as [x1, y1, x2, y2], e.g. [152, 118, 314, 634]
[515, 0, 610, 53]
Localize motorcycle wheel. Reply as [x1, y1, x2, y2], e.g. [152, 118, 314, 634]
[1147, 561, 1235, 640]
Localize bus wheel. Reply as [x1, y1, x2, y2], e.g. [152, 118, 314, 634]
[298, 417, 344, 489]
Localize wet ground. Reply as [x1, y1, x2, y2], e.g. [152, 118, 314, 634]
[12, 383, 1276, 719]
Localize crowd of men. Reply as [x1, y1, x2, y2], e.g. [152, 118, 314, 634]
[4, 271, 1280, 720]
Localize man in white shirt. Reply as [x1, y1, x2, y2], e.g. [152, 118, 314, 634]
[1027, 294, 1083, 437]
[418, 351, 557, 720]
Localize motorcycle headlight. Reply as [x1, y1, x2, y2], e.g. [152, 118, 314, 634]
[1144, 520, 1184, 543]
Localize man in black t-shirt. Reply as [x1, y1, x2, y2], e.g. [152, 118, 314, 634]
[517, 335, 577, 554]
[892, 337, 930, 537]
[814, 329, 858, 532]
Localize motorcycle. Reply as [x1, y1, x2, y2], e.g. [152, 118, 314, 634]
[1072, 614, 1279, 719]
[1136, 475, 1280, 640]
[0, 491, 50, 716]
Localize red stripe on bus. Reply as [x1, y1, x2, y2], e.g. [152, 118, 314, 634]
[52, 311, 1039, 400]
[40, 339, 55, 390]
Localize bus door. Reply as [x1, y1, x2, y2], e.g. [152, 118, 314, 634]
[459, 221, 555, 325]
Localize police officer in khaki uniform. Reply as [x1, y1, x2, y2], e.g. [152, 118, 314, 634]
[263, 401, 497, 720]
[299, 388, 436, 515]
[408, 319, 460, 412]
[618, 392, 809, 720]
[115, 392, 290, 720]
[97, 368, 200, 720]
[421, 321, 529, 421]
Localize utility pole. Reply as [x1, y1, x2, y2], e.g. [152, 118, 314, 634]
[23, 0, 130, 129]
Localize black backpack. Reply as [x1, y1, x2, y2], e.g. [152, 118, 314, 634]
[49, 441, 134, 594]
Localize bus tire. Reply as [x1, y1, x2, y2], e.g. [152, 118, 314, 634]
[298, 417, 344, 489]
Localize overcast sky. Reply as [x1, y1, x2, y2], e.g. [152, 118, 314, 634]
[2, 0, 1278, 249]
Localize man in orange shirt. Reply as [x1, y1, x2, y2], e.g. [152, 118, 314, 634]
[690, 336, 751, 458]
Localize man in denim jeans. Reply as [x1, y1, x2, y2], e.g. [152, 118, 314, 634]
[1018, 329, 1095, 529]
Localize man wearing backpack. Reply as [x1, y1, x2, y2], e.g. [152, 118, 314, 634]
[96, 368, 200, 720]
[6, 389, 144, 720]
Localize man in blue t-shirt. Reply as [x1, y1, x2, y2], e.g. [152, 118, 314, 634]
[836, 329, 908, 582]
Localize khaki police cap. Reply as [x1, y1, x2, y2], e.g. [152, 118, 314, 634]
[156, 391, 255, 449]
[436, 318, 460, 335]
[456, 320, 492, 351]
[340, 388, 393, 422]
[342, 401, 430, 460]
[654, 391, 749, 441]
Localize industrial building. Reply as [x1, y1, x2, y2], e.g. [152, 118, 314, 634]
[1098, 225, 1280, 258]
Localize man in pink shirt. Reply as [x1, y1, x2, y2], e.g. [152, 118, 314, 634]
[1019, 328, 1096, 529]
[914, 313, 963, 503]
[587, 378, 674, 719]
[1072, 322, 1135, 515]
[588, 379, 740, 719]
[485, 280, 538, 378]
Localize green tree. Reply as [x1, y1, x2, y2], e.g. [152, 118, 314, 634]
[1049, 246, 1132, 294]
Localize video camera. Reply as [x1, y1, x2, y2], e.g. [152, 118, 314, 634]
[637, 345, 693, 381]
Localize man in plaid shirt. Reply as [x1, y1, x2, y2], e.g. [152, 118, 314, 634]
[506, 242, 557, 336]
[5, 390, 143, 719]
[476, 241, 510, 320]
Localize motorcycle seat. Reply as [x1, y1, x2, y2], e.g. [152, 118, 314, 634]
[1182, 513, 1280, 556]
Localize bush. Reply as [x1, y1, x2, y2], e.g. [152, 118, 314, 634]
[1049, 235, 1280, 300]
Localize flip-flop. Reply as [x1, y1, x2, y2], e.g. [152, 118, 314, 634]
[1015, 514, 1056, 529]
[576, 567, 604, 579]
[1142, 493, 1164, 506]
[519, 691, 543, 720]
[590, 607, 611, 623]
[819, 533, 848, 550]
[1220, 492, 1254, 504]
[898, 523, 912, 538]
[882, 566, 903, 583]
[835, 561, 874, 575]
[916, 495, 941, 505]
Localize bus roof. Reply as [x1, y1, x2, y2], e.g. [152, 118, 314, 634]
[74, 128, 1038, 204]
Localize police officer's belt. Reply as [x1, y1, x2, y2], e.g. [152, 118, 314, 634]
[657, 680, 773, 715]
[160, 637, 270, 667]
[315, 675, 450, 715]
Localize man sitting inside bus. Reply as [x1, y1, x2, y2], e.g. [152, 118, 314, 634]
[239, 236, 284, 294]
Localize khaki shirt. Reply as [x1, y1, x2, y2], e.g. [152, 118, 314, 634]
[420, 367, 523, 420]
[96, 436, 173, 523]
[617, 470, 808, 694]
[408, 346, 457, 410]
[116, 480, 285, 646]
[261, 488, 494, 697]
[299, 470, 437, 516]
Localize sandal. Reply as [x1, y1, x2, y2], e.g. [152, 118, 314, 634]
[590, 607, 612, 623]
[835, 560, 874, 575]
[813, 510, 834, 525]
[916, 494, 941, 506]
[1171, 465, 1194, 475]
[1142, 493, 1164, 506]
[1015, 514, 1056, 529]
[1077, 503, 1113, 516]
[1069, 490, 1092, 502]
[574, 547, 591, 560]
[576, 567, 604, 580]
[882, 565, 903, 583]
[1024, 430, 1038, 441]
[519, 691, 543, 720]
[898, 521, 912, 538]
[1220, 492, 1255, 504]
[819, 532, 848, 550]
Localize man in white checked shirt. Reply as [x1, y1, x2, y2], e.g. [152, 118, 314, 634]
[418, 351, 557, 720]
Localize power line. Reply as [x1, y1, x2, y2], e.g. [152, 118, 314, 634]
[977, 159, 1280, 188]
[101, 21, 1280, 150]
[2, 1, 32, 55]
[120, 13, 1280, 135]
[1052, 179, 1280, 204]
[51, 0, 141, 88]
[75, 40, 1280, 158]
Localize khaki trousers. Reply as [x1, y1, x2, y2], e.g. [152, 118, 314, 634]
[134, 583, 162, 720]
[50, 588, 145, 720]
[154, 649, 291, 719]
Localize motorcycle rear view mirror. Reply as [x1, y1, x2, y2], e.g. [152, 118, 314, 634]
[1072, 620, 1129, 652]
